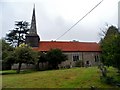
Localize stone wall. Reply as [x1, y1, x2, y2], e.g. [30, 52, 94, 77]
[12, 63, 35, 70]
[11, 51, 101, 70]
[59, 51, 101, 68]
[82, 52, 100, 66]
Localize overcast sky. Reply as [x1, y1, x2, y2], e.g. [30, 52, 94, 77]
[0, 0, 119, 42]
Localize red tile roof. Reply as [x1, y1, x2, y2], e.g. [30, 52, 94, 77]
[33, 41, 101, 52]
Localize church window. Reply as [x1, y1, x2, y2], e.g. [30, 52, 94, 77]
[86, 61, 89, 64]
[73, 55, 79, 61]
[95, 55, 99, 62]
[95, 56, 97, 62]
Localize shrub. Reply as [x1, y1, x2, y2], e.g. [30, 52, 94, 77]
[100, 76, 116, 85]
[75, 60, 84, 67]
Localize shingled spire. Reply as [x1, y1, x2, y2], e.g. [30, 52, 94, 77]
[25, 4, 40, 47]
[29, 4, 37, 34]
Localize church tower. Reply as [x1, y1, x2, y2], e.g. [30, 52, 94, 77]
[25, 5, 40, 47]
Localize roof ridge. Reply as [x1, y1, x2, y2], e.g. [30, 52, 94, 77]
[40, 41, 97, 43]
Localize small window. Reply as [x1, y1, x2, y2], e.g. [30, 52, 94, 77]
[86, 61, 89, 64]
[95, 56, 97, 62]
[73, 55, 79, 61]
[95, 55, 99, 62]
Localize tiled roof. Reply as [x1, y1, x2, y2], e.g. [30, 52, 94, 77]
[33, 41, 101, 52]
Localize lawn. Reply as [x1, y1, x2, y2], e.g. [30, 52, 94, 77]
[2, 67, 120, 88]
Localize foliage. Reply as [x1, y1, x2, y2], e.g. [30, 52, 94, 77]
[98, 64, 107, 77]
[35, 49, 67, 70]
[100, 67, 120, 87]
[46, 49, 67, 69]
[37, 52, 47, 70]
[15, 43, 38, 64]
[112, 34, 120, 70]
[1, 39, 15, 70]
[39, 52, 47, 63]
[6, 21, 30, 46]
[14, 43, 39, 73]
[100, 25, 120, 71]
[75, 60, 84, 67]
[100, 76, 116, 85]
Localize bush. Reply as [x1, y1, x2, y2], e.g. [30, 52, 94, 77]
[100, 76, 116, 85]
[75, 60, 84, 67]
[46, 49, 67, 69]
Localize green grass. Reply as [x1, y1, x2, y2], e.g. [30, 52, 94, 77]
[2, 67, 120, 88]
[1, 69, 36, 75]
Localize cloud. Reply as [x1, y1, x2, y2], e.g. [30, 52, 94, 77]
[1, 0, 119, 42]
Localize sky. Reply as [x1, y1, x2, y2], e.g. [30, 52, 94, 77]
[0, 0, 119, 42]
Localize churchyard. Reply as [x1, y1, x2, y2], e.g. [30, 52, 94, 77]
[1, 67, 120, 88]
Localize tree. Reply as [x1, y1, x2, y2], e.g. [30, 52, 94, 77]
[37, 52, 47, 70]
[1, 39, 15, 70]
[46, 49, 67, 69]
[14, 43, 38, 73]
[112, 34, 120, 71]
[100, 25, 120, 71]
[6, 21, 29, 46]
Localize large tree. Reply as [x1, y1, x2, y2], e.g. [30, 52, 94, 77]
[100, 25, 120, 71]
[1, 39, 15, 70]
[112, 34, 120, 71]
[6, 21, 29, 46]
[14, 44, 38, 73]
[46, 49, 67, 69]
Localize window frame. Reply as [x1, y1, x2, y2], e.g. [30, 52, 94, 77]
[72, 54, 80, 61]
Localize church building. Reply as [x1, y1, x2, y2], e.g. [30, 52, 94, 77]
[25, 5, 101, 68]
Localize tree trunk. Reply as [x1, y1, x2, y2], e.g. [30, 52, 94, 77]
[41, 62, 43, 68]
[36, 62, 40, 71]
[100, 66, 107, 77]
[17, 62, 22, 73]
